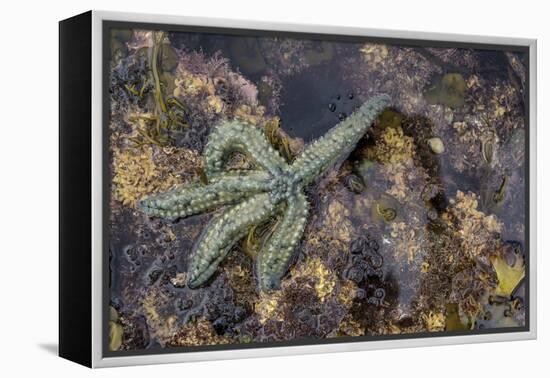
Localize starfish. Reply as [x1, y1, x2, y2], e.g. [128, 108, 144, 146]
[140, 94, 390, 291]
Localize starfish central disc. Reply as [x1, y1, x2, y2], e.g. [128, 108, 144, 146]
[269, 171, 296, 203]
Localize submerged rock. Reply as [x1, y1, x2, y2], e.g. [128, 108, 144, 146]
[424, 73, 467, 108]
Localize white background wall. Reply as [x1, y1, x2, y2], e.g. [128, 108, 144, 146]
[0, 0, 546, 376]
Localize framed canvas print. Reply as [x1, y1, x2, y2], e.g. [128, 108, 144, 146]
[59, 10, 537, 368]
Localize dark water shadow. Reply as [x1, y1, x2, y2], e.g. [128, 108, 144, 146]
[38, 343, 58, 356]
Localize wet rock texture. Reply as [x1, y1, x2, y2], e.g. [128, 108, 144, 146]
[108, 29, 527, 351]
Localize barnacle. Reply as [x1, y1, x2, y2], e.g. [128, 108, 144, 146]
[140, 95, 391, 291]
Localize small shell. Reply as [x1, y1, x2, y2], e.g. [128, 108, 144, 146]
[345, 174, 365, 194]
[427, 137, 445, 154]
[371, 194, 400, 223]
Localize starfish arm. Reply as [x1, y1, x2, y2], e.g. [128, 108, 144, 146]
[204, 120, 288, 178]
[139, 171, 273, 220]
[187, 193, 276, 288]
[256, 190, 309, 291]
[206, 169, 266, 184]
[290, 94, 390, 185]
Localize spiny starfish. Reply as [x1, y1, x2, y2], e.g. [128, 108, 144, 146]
[140, 94, 390, 291]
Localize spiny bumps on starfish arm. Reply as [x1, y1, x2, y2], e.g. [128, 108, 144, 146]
[139, 171, 273, 220]
[255, 190, 309, 291]
[291, 93, 391, 184]
[139, 94, 391, 291]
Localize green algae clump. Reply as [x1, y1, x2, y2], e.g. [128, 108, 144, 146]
[424, 73, 467, 109]
[230, 38, 267, 76]
[491, 252, 525, 297]
[109, 306, 124, 351]
[377, 108, 402, 130]
[110, 29, 132, 61]
[303, 42, 335, 66]
[444, 303, 470, 331]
